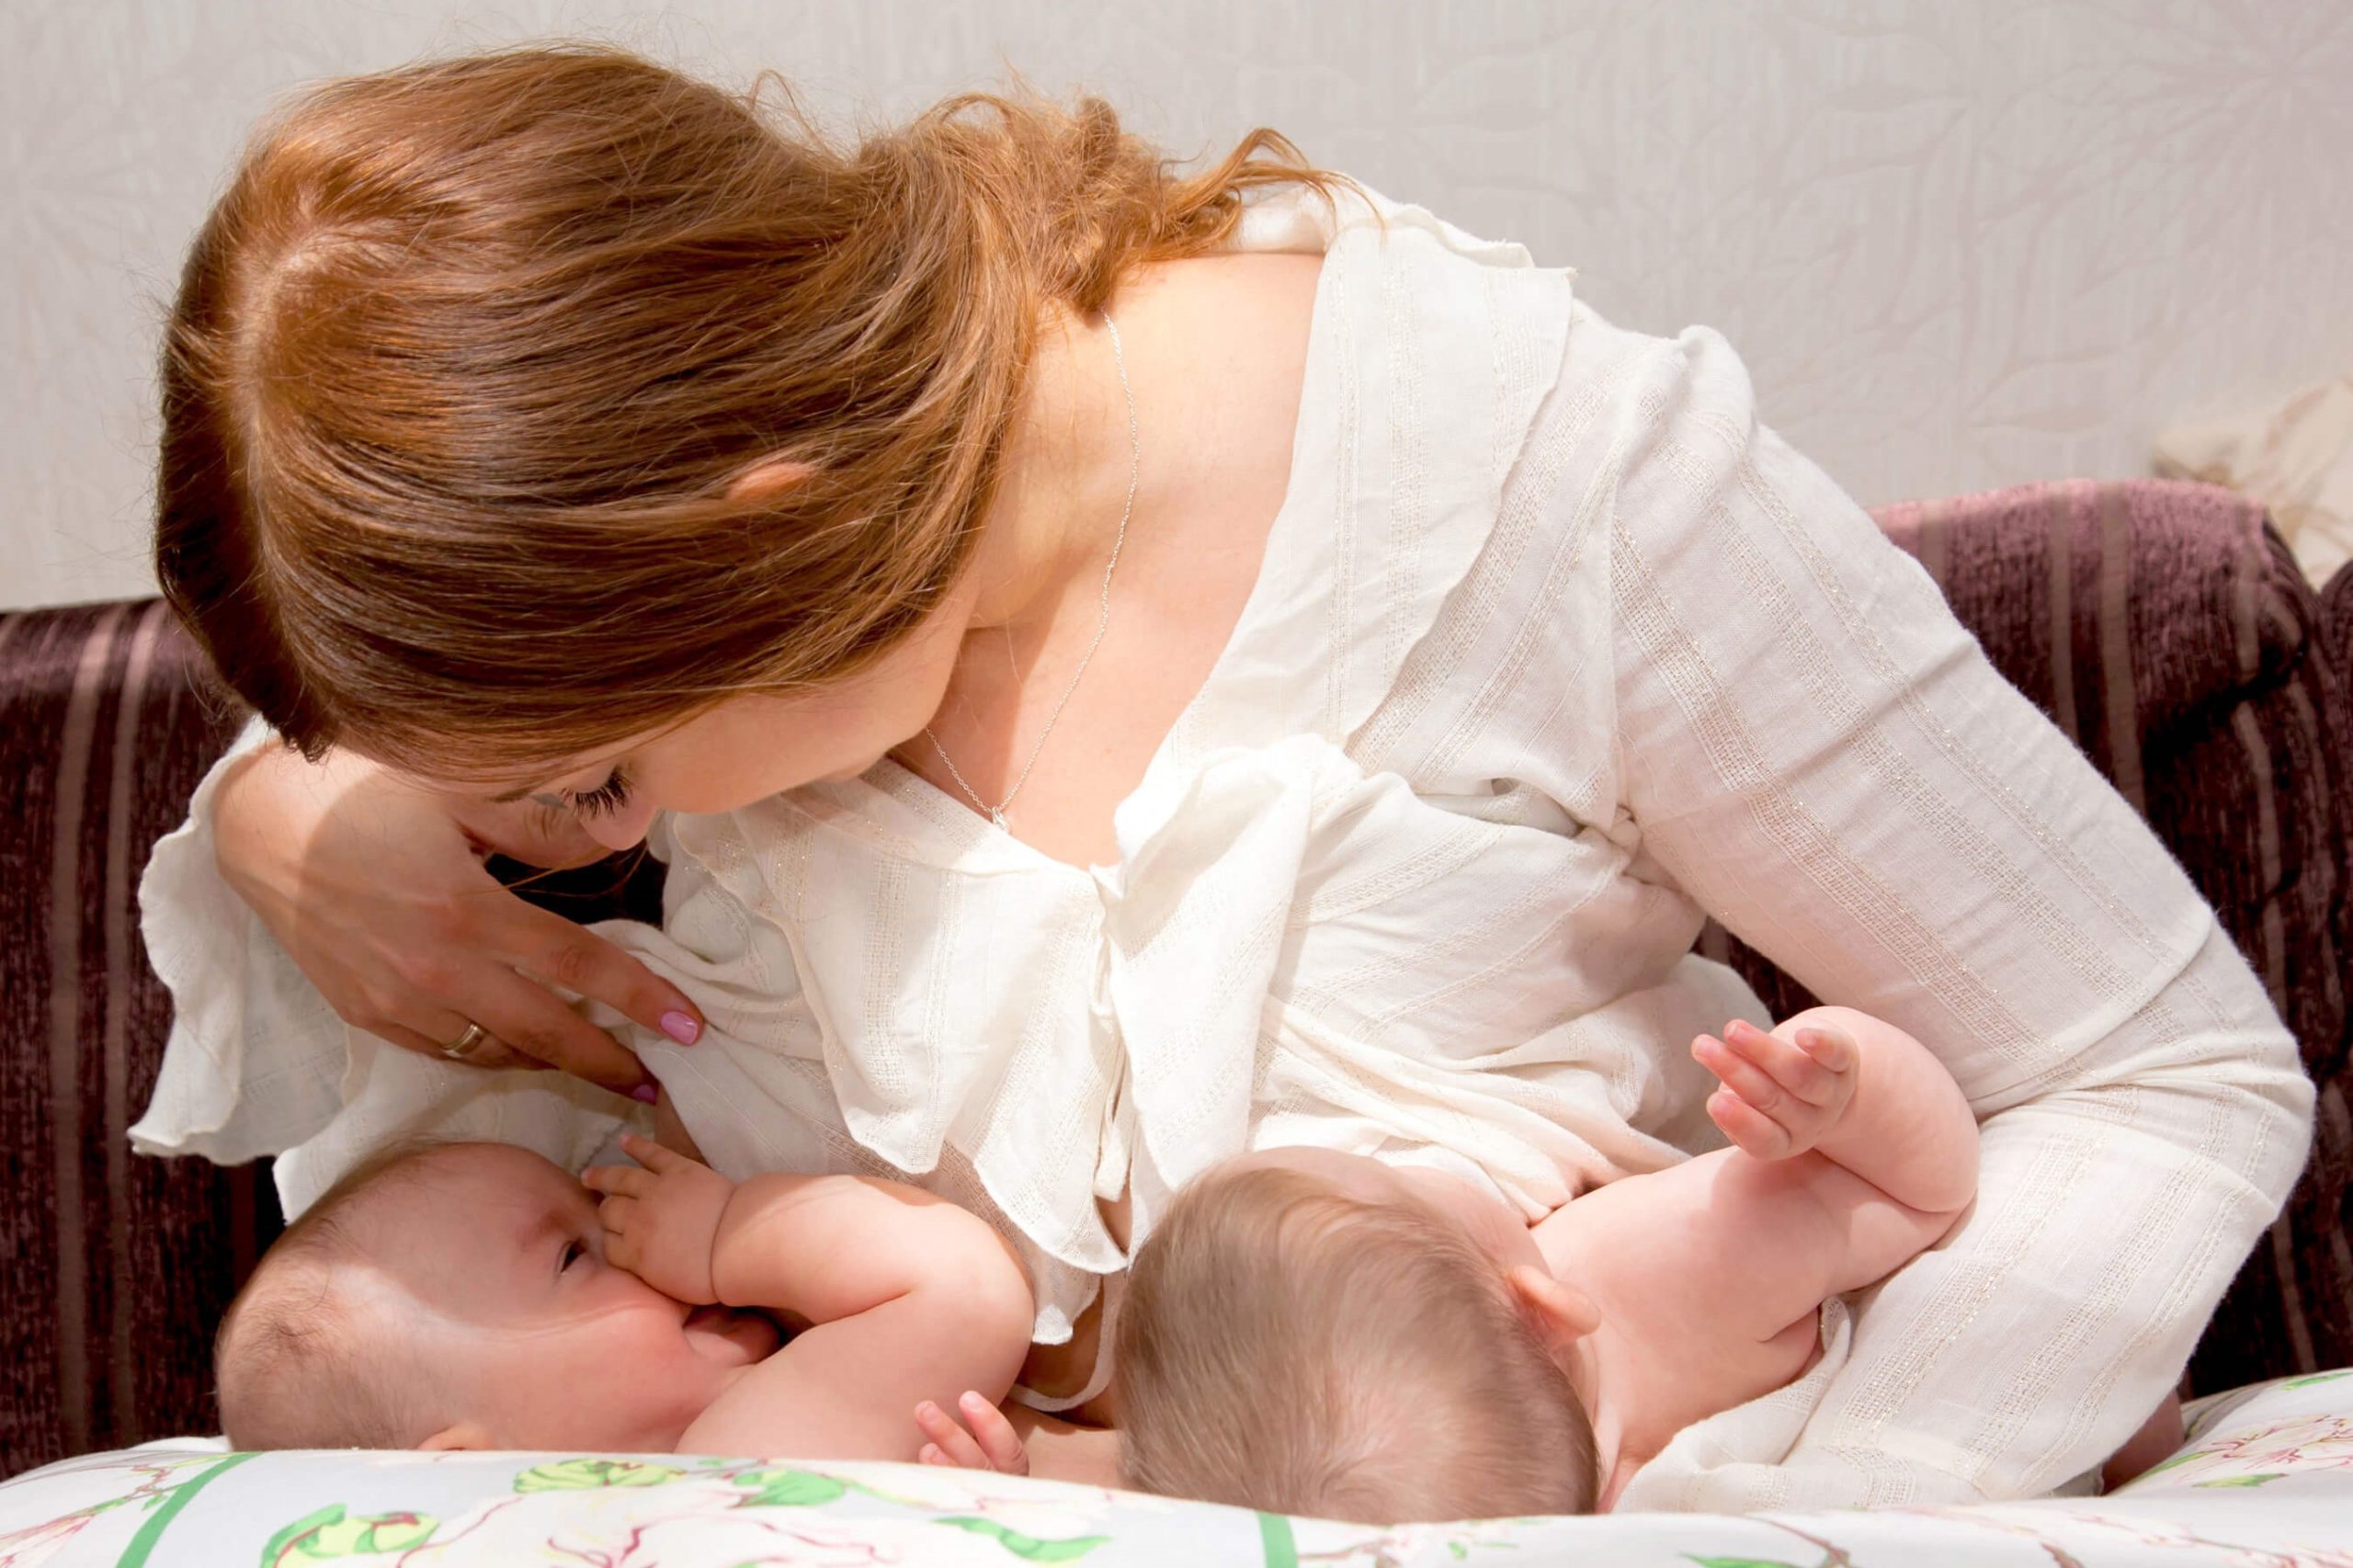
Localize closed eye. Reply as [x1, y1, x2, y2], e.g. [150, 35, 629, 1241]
[529, 766, 633, 835]
[568, 767, 632, 820]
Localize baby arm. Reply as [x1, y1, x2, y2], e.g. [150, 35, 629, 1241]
[1674, 1006, 1980, 1334]
[1699, 1006, 1979, 1220]
[585, 1134, 1034, 1460]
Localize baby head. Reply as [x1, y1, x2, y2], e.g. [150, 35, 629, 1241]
[1114, 1148, 1597, 1522]
[215, 1140, 779, 1451]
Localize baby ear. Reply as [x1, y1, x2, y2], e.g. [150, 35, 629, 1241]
[724, 458, 818, 502]
[415, 1420, 494, 1453]
[1506, 1264, 1601, 1346]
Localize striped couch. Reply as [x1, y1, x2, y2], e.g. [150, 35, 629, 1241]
[3, 479, 2347, 1479]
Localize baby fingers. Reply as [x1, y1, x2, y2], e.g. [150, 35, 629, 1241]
[618, 1131, 692, 1174]
[1707, 1087, 1793, 1161]
[582, 1163, 652, 1197]
[1723, 1019, 1846, 1106]
[1693, 1032, 1785, 1111]
[915, 1400, 1006, 1472]
[602, 1226, 642, 1274]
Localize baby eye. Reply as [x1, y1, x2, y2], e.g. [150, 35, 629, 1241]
[559, 1241, 585, 1273]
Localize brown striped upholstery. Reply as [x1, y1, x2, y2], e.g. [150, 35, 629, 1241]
[0, 601, 278, 1474]
[2, 478, 2347, 1476]
[2324, 557, 2353, 695]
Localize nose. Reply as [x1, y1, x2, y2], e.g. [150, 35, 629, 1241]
[580, 793, 660, 852]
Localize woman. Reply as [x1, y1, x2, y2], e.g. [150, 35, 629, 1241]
[133, 46, 2308, 1509]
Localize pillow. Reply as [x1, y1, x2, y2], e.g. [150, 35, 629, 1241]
[3, 1370, 2347, 1565]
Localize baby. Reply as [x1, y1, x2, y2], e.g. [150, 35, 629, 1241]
[1106, 1006, 1977, 1518]
[921, 1006, 1986, 1517]
[213, 1131, 1043, 1460]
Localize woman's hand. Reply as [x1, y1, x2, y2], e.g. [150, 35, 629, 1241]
[210, 740, 702, 1095]
[915, 1392, 1031, 1475]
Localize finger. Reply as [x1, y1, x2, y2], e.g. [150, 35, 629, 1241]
[376, 1019, 545, 1073]
[1793, 1026, 1856, 1074]
[914, 1403, 992, 1470]
[459, 969, 654, 1096]
[597, 1194, 638, 1235]
[958, 1392, 1029, 1475]
[618, 1131, 694, 1175]
[1692, 1033, 1783, 1112]
[919, 1444, 949, 1467]
[616, 1130, 682, 1167]
[606, 1232, 640, 1273]
[1724, 1019, 1841, 1106]
[1708, 1087, 1792, 1160]
[582, 1165, 652, 1198]
[498, 903, 705, 1047]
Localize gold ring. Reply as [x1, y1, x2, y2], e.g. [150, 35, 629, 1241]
[441, 1021, 494, 1062]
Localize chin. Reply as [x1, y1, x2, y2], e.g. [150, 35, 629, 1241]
[685, 1303, 785, 1363]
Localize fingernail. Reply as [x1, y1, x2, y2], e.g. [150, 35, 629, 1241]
[660, 1011, 701, 1045]
[630, 1084, 659, 1105]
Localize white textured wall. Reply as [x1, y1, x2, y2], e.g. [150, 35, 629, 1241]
[6, 0, 2351, 610]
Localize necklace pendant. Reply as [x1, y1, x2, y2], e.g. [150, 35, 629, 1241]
[989, 807, 1010, 833]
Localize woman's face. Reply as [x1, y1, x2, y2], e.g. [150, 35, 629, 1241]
[467, 580, 979, 852]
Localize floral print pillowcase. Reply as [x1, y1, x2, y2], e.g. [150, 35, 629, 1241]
[2, 1370, 2347, 1567]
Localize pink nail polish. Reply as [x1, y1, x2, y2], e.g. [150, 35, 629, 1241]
[630, 1084, 659, 1105]
[660, 1011, 701, 1045]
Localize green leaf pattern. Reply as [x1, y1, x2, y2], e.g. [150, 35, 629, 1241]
[513, 1457, 685, 1492]
[729, 1468, 848, 1508]
[936, 1515, 1112, 1560]
[262, 1505, 437, 1565]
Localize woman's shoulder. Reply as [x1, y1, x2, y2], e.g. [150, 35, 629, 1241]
[1169, 183, 1588, 754]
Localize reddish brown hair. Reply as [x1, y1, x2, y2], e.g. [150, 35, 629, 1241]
[1115, 1161, 1597, 1523]
[157, 44, 1341, 777]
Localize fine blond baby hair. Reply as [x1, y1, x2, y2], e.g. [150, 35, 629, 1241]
[213, 1141, 455, 1449]
[1114, 1160, 1596, 1522]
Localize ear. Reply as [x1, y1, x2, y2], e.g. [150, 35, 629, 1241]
[724, 459, 817, 503]
[1506, 1264, 1602, 1346]
[415, 1420, 494, 1452]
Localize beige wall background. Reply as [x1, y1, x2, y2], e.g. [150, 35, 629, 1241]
[6, 0, 2351, 610]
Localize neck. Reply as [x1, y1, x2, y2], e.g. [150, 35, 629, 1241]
[1562, 1326, 1631, 1507]
[963, 298, 1146, 634]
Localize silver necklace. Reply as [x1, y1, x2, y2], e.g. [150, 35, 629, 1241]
[926, 312, 1138, 833]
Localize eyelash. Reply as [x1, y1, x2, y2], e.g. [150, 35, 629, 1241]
[569, 767, 632, 820]
[533, 765, 633, 835]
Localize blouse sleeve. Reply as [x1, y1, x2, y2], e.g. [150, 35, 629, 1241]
[129, 717, 354, 1165]
[1596, 322, 2313, 1508]
[131, 722, 663, 1214]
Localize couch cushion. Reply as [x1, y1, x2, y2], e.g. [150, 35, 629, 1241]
[0, 601, 279, 1476]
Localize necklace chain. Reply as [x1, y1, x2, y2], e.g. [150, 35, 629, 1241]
[925, 312, 1138, 833]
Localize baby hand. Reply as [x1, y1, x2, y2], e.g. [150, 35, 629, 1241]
[915, 1392, 1030, 1476]
[1692, 1017, 1857, 1161]
[582, 1132, 734, 1303]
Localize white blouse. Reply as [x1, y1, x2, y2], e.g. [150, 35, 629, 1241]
[131, 186, 2313, 1511]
